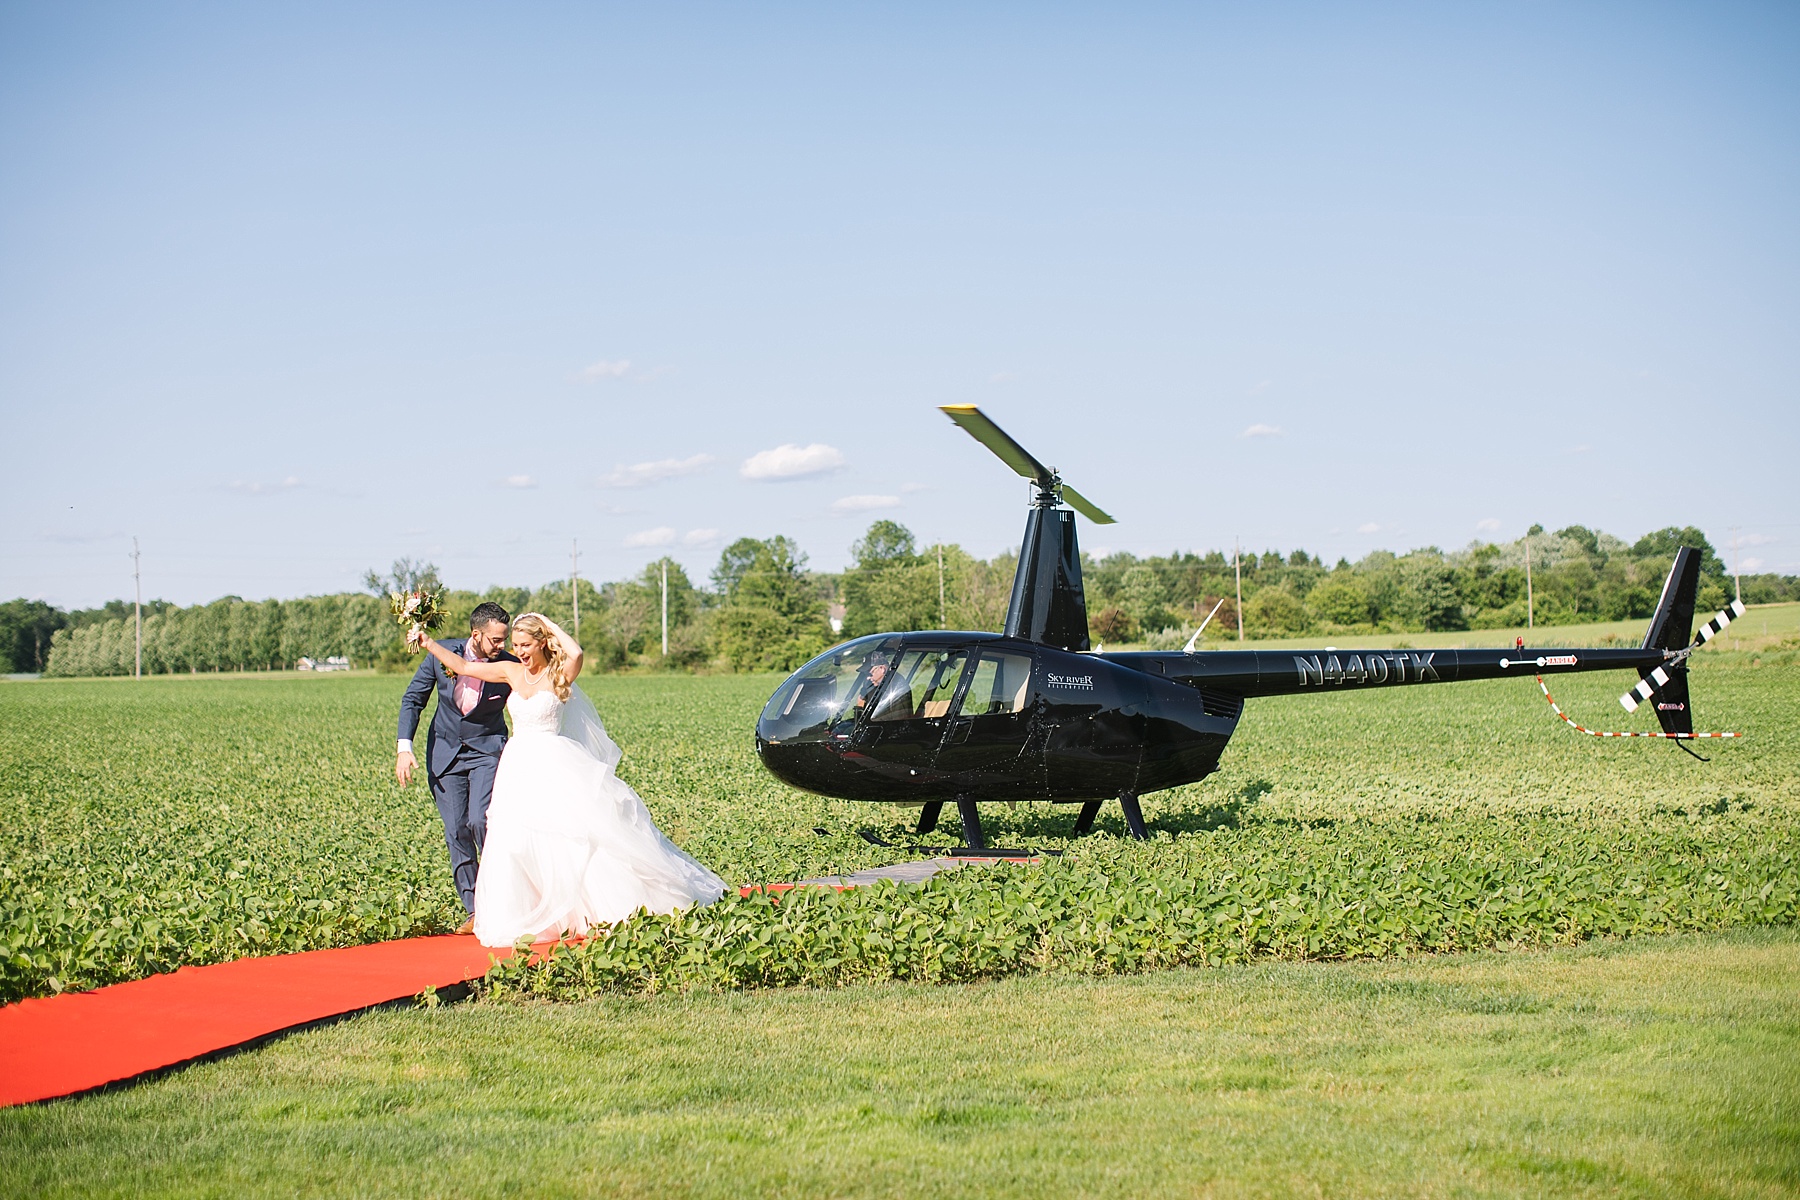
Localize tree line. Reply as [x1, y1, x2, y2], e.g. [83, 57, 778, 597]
[7, 523, 1793, 677]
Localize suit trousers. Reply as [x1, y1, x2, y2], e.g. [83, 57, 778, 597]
[429, 744, 500, 913]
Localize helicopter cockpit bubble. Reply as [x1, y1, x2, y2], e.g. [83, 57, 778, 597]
[756, 635, 903, 744]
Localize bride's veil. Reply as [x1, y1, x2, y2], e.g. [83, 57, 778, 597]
[560, 683, 623, 771]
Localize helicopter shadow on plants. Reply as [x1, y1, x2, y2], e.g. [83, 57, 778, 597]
[995, 778, 1282, 842]
[1138, 778, 1275, 836]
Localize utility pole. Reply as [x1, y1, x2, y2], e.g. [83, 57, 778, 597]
[1524, 531, 1534, 631]
[661, 560, 669, 657]
[570, 538, 581, 639]
[937, 543, 946, 628]
[132, 537, 142, 679]
[1233, 538, 1244, 642]
[1731, 527, 1742, 603]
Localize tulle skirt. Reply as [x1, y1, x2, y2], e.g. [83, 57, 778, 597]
[472, 730, 726, 948]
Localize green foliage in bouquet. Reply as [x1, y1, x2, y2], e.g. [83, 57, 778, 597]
[388, 589, 446, 651]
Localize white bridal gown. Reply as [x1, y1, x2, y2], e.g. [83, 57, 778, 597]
[471, 686, 726, 948]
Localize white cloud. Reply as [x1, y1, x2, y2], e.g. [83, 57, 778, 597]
[624, 526, 677, 548]
[229, 476, 301, 494]
[899, 482, 928, 494]
[1246, 379, 1273, 396]
[1476, 517, 1502, 533]
[1357, 522, 1381, 534]
[831, 494, 901, 514]
[741, 443, 846, 481]
[1241, 423, 1283, 438]
[500, 475, 536, 489]
[990, 371, 1019, 383]
[682, 528, 721, 547]
[597, 454, 716, 489]
[1743, 556, 1765, 572]
[580, 359, 631, 381]
[1739, 532, 1778, 547]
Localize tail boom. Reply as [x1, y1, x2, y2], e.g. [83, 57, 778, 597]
[1105, 645, 1673, 699]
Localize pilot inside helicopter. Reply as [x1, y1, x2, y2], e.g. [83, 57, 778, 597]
[850, 652, 893, 718]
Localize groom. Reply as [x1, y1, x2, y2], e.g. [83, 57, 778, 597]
[397, 601, 518, 933]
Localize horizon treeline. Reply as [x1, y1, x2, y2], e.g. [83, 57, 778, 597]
[10, 523, 1795, 678]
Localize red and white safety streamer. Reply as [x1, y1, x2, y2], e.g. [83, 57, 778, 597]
[1537, 676, 1741, 740]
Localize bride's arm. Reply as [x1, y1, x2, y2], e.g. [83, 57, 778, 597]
[538, 616, 585, 683]
[420, 636, 521, 684]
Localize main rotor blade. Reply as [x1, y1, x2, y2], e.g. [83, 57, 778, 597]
[1059, 483, 1116, 525]
[939, 405, 1051, 483]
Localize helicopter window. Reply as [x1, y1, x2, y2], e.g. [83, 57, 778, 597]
[918, 651, 970, 719]
[866, 650, 926, 721]
[957, 651, 1034, 717]
[871, 649, 969, 722]
[759, 637, 901, 737]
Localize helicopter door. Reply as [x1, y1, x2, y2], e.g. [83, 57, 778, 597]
[933, 649, 1039, 788]
[858, 647, 972, 776]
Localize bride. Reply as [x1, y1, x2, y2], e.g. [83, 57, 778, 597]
[420, 612, 726, 948]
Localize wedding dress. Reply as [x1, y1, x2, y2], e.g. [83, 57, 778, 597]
[472, 686, 726, 948]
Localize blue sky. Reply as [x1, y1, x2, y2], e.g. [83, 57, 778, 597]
[3, 2, 1796, 608]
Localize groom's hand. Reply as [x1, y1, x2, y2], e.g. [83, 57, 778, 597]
[396, 750, 418, 787]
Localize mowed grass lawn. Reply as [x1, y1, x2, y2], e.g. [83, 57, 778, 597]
[3, 931, 1796, 1198]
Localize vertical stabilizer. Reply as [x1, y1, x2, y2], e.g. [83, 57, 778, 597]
[1005, 506, 1090, 650]
[1642, 548, 1701, 654]
[1638, 547, 1702, 737]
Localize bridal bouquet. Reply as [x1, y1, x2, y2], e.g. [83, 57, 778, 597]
[389, 588, 446, 651]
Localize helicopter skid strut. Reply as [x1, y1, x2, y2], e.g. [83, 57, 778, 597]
[916, 792, 1152, 849]
[916, 798, 993, 851]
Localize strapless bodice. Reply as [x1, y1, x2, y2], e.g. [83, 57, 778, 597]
[507, 689, 565, 735]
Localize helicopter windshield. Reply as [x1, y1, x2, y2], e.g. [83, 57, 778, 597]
[758, 636, 902, 742]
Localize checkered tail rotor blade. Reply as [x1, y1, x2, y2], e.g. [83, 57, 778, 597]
[1617, 598, 1748, 712]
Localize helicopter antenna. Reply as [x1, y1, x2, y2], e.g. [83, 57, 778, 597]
[1182, 597, 1228, 653]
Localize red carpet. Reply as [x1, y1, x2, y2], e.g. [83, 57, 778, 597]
[0, 936, 509, 1107]
[2, 858, 1043, 1107]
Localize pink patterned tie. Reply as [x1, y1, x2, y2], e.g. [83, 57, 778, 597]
[455, 646, 482, 715]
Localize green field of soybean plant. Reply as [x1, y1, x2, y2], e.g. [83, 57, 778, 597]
[2, 611, 1796, 1002]
[4, 622, 1798, 1198]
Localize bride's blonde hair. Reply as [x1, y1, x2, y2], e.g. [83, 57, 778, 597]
[511, 613, 571, 701]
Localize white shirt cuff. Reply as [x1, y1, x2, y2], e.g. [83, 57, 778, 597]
[398, 738, 414, 754]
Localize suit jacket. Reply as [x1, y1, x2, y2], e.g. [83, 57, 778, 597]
[398, 637, 519, 775]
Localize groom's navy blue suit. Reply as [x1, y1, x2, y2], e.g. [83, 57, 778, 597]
[398, 637, 518, 913]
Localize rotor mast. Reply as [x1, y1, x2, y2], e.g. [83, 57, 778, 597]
[939, 405, 1115, 651]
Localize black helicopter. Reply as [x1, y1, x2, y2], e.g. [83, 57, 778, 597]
[754, 405, 1735, 850]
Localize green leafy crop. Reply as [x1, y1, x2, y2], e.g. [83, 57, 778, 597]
[1, 660, 1795, 1004]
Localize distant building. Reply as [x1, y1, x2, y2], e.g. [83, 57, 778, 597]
[828, 603, 846, 634]
[296, 656, 352, 672]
